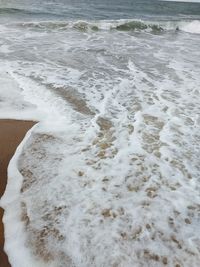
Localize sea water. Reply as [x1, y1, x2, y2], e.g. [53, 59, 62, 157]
[0, 0, 200, 266]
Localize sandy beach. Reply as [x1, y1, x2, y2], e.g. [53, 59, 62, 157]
[0, 119, 35, 267]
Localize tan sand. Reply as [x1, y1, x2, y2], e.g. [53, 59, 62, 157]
[0, 119, 36, 267]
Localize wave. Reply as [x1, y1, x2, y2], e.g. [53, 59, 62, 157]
[180, 20, 200, 33]
[0, 7, 30, 14]
[10, 19, 200, 34]
[0, 7, 55, 17]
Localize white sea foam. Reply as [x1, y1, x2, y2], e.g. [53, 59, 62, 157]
[0, 16, 200, 267]
[0, 70, 38, 120]
[180, 20, 200, 33]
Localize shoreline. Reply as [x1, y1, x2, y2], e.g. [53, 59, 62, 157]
[0, 119, 36, 267]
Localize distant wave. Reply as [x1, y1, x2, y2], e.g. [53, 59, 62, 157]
[0, 7, 29, 14]
[12, 19, 200, 34]
[0, 7, 55, 16]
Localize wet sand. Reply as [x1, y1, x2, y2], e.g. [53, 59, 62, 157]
[0, 119, 36, 267]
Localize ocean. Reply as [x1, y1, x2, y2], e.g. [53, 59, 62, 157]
[0, 0, 200, 266]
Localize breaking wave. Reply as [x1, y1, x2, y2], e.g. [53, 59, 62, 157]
[13, 19, 200, 34]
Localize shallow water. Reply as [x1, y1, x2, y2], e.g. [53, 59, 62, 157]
[0, 1, 200, 267]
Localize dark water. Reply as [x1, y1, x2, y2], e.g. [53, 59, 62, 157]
[0, 0, 200, 21]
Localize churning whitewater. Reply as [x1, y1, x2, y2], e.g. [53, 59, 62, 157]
[0, 0, 200, 267]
